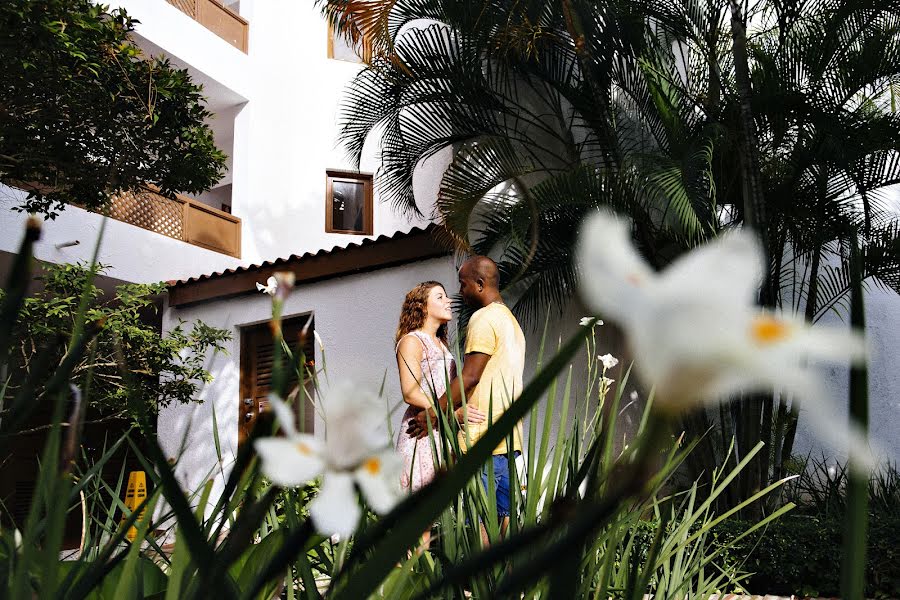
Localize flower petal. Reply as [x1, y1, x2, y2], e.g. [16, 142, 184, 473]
[354, 451, 403, 514]
[763, 317, 867, 365]
[268, 395, 298, 436]
[254, 435, 323, 487]
[309, 472, 361, 537]
[321, 382, 392, 469]
[577, 211, 655, 327]
[799, 395, 877, 473]
[599, 353, 619, 370]
[658, 230, 764, 305]
[700, 358, 875, 471]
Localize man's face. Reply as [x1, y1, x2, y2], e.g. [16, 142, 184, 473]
[458, 266, 479, 307]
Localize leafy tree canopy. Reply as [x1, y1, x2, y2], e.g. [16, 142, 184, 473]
[0, 0, 227, 218]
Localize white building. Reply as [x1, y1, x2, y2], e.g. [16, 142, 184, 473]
[0, 0, 449, 509]
[1, 0, 897, 514]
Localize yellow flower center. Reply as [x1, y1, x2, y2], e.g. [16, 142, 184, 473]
[295, 442, 313, 456]
[750, 316, 791, 345]
[363, 457, 382, 475]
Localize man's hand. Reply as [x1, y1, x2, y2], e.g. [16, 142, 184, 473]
[406, 409, 434, 439]
[455, 405, 486, 427]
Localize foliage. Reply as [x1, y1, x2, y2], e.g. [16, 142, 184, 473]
[0, 0, 227, 218]
[0, 261, 230, 426]
[713, 514, 900, 598]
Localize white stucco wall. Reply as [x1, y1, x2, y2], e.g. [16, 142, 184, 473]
[0, 186, 242, 284]
[105, 0, 252, 103]
[102, 0, 444, 270]
[224, 0, 438, 265]
[793, 287, 900, 464]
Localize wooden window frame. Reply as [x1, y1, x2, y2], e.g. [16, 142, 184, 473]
[326, 25, 372, 63]
[325, 170, 374, 235]
[238, 314, 316, 446]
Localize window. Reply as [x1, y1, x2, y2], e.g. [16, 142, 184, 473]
[239, 314, 316, 445]
[326, 170, 373, 235]
[327, 25, 371, 63]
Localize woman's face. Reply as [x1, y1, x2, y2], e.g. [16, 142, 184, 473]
[426, 286, 453, 323]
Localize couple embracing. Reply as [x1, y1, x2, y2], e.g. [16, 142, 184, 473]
[393, 256, 525, 544]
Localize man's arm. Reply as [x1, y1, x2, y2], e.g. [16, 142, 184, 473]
[407, 352, 490, 438]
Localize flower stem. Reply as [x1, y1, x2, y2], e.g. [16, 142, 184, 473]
[841, 228, 869, 600]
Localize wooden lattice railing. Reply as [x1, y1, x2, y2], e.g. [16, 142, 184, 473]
[165, 0, 248, 52]
[166, 0, 196, 17]
[110, 188, 241, 258]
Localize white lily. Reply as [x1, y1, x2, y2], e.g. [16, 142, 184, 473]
[256, 276, 277, 295]
[254, 382, 402, 537]
[580, 316, 604, 327]
[577, 211, 874, 470]
[598, 353, 619, 370]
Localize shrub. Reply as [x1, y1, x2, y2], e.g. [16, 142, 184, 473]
[712, 513, 900, 598]
[0, 261, 230, 426]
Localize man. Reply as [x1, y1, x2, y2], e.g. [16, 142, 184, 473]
[407, 256, 526, 537]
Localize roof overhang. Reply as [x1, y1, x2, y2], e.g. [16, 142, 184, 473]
[167, 225, 453, 308]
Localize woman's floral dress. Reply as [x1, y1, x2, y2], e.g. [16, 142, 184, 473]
[395, 331, 456, 492]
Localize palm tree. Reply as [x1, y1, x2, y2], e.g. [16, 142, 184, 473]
[319, 0, 900, 507]
[321, 0, 720, 321]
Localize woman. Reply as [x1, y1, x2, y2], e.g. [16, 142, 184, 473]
[395, 282, 484, 494]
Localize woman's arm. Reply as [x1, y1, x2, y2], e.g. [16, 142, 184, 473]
[396, 336, 433, 410]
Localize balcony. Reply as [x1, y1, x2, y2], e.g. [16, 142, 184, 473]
[165, 0, 248, 52]
[110, 187, 241, 258]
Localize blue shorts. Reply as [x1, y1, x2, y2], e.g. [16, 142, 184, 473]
[481, 451, 520, 518]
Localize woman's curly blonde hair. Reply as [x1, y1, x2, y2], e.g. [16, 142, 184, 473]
[395, 281, 449, 347]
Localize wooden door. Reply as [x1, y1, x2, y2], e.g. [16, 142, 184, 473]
[239, 314, 316, 445]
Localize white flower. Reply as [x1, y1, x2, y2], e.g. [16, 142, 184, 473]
[256, 276, 277, 295]
[601, 376, 615, 388]
[254, 382, 402, 537]
[580, 316, 604, 327]
[630, 390, 639, 402]
[598, 353, 619, 370]
[577, 211, 874, 470]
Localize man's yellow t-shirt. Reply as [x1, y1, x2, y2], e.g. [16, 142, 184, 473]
[457, 302, 526, 455]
